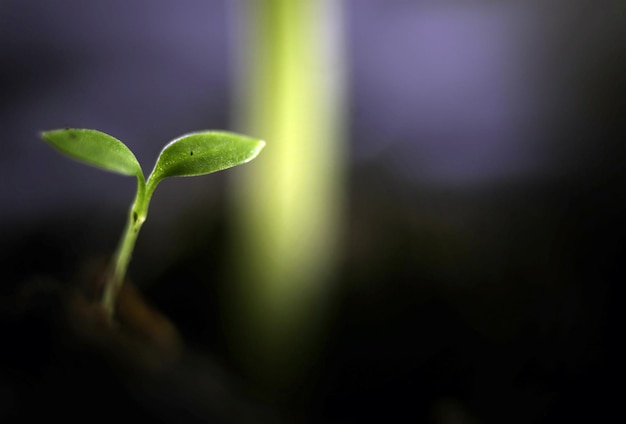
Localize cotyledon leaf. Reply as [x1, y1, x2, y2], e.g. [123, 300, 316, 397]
[41, 128, 143, 177]
[148, 131, 265, 186]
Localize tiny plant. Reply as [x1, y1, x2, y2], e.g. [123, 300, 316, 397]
[41, 128, 265, 318]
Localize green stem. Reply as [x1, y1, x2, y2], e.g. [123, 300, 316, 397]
[102, 174, 150, 318]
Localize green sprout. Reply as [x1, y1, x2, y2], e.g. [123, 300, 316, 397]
[41, 128, 265, 318]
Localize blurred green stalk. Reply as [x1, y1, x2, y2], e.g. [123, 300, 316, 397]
[229, 0, 346, 393]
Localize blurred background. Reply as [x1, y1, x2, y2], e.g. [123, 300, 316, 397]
[1, 0, 625, 422]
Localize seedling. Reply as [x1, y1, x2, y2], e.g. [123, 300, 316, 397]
[41, 128, 265, 318]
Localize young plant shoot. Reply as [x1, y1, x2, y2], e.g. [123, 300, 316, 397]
[41, 128, 265, 318]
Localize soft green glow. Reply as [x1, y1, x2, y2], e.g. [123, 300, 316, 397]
[231, 0, 346, 387]
[42, 128, 265, 317]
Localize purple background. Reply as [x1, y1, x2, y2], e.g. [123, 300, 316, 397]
[1, 0, 622, 220]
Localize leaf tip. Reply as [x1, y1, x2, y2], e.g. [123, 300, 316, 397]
[249, 139, 266, 161]
[39, 129, 53, 140]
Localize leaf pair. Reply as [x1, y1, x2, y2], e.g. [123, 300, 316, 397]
[41, 128, 266, 187]
[41, 127, 265, 317]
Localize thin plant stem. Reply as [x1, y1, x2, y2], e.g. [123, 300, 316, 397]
[102, 174, 148, 318]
